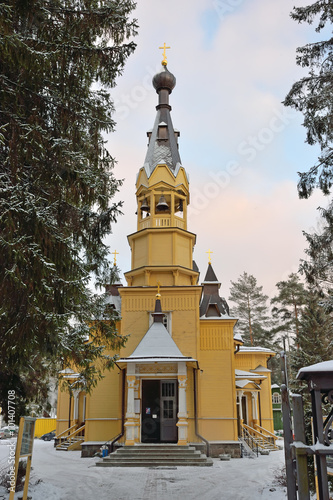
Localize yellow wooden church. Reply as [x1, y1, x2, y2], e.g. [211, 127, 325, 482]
[55, 58, 277, 461]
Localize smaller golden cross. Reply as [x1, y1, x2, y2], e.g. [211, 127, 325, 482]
[157, 281, 161, 296]
[206, 249, 213, 264]
[159, 43, 170, 66]
[112, 249, 119, 265]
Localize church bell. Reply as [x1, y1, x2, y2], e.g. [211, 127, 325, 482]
[140, 197, 149, 211]
[156, 194, 169, 211]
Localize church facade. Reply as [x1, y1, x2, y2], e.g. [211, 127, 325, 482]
[56, 60, 276, 458]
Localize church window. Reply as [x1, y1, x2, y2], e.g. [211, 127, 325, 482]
[272, 392, 281, 404]
[149, 311, 172, 335]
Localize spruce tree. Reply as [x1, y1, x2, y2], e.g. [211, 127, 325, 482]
[300, 201, 333, 313]
[0, 1, 137, 418]
[289, 289, 333, 489]
[284, 2, 333, 312]
[284, 2, 333, 199]
[229, 272, 272, 347]
[291, 290, 332, 374]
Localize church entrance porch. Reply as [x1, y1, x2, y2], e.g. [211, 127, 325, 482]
[141, 379, 178, 443]
[122, 361, 191, 446]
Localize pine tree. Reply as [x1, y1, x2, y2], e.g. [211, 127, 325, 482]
[271, 273, 308, 349]
[228, 272, 272, 347]
[0, 1, 137, 418]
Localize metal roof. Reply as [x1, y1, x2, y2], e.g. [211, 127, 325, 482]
[142, 64, 188, 180]
[200, 263, 230, 318]
[120, 321, 193, 362]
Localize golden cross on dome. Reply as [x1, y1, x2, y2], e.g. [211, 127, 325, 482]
[111, 249, 119, 265]
[159, 43, 170, 66]
[206, 249, 213, 264]
[156, 281, 161, 296]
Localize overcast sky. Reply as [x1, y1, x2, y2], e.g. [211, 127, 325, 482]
[104, 0, 328, 301]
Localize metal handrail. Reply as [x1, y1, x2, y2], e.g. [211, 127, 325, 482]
[241, 427, 259, 456]
[242, 423, 279, 450]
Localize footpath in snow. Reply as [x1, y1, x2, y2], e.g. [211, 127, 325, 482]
[0, 438, 288, 500]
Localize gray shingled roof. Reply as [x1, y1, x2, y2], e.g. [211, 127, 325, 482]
[143, 107, 183, 178]
[202, 263, 220, 283]
[126, 322, 188, 360]
[142, 65, 188, 180]
[200, 263, 230, 317]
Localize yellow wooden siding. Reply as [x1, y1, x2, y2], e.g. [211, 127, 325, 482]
[200, 325, 233, 350]
[131, 234, 148, 269]
[86, 369, 121, 419]
[174, 233, 192, 268]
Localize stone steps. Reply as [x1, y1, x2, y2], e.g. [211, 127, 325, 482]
[96, 444, 213, 467]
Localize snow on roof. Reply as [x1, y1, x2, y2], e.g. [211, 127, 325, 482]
[251, 364, 271, 373]
[58, 368, 75, 374]
[104, 294, 121, 312]
[233, 332, 243, 342]
[58, 368, 80, 379]
[236, 379, 261, 389]
[239, 346, 275, 354]
[271, 384, 280, 389]
[120, 321, 193, 362]
[200, 314, 235, 320]
[119, 357, 197, 365]
[297, 360, 333, 379]
[236, 379, 253, 388]
[235, 369, 266, 380]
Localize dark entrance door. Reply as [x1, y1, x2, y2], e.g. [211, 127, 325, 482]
[141, 379, 178, 443]
[141, 380, 160, 443]
[242, 395, 248, 425]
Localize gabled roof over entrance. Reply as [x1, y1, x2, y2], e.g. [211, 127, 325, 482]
[235, 369, 266, 391]
[118, 296, 197, 365]
[236, 379, 261, 390]
[124, 321, 193, 362]
[235, 369, 266, 380]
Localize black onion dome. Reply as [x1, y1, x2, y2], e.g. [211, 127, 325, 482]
[153, 65, 176, 93]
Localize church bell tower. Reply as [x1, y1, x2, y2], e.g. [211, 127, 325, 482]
[124, 62, 199, 288]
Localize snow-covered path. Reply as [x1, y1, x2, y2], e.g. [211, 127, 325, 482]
[0, 439, 287, 499]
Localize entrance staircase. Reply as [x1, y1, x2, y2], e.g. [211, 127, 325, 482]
[55, 424, 85, 451]
[241, 423, 280, 454]
[96, 444, 213, 467]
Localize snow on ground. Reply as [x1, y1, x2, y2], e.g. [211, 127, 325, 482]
[0, 438, 288, 500]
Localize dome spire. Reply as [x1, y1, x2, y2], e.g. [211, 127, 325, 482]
[142, 50, 182, 178]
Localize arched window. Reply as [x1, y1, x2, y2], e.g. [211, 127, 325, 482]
[272, 392, 281, 404]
